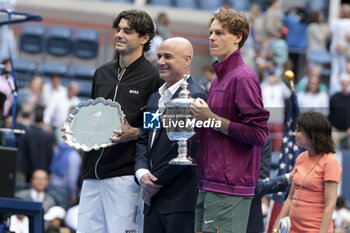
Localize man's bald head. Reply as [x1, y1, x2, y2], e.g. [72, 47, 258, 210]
[157, 37, 194, 87]
[164, 37, 193, 56]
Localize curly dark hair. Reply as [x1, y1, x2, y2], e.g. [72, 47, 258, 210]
[209, 8, 250, 49]
[296, 111, 335, 154]
[113, 9, 155, 52]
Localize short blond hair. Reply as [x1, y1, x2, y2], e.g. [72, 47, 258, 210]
[209, 8, 250, 49]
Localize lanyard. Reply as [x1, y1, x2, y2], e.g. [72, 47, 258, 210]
[112, 67, 126, 102]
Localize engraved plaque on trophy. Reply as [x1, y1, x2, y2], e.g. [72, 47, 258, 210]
[63, 97, 124, 151]
[164, 74, 196, 165]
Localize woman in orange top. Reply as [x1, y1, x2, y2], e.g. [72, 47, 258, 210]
[273, 111, 342, 233]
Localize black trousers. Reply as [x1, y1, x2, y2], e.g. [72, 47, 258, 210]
[144, 205, 194, 233]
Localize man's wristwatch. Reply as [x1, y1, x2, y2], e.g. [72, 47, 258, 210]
[213, 116, 222, 131]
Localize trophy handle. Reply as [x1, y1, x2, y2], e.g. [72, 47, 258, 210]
[169, 139, 196, 165]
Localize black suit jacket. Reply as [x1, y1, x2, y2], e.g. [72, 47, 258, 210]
[135, 78, 206, 215]
[18, 124, 55, 181]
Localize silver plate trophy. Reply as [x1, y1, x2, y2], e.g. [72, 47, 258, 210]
[164, 74, 196, 165]
[63, 97, 124, 151]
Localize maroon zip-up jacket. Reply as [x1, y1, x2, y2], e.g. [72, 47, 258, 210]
[197, 50, 269, 196]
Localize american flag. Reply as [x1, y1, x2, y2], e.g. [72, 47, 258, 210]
[267, 91, 303, 233]
[272, 91, 303, 204]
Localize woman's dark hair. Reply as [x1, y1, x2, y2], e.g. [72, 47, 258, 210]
[295, 7, 308, 24]
[113, 9, 155, 52]
[1, 59, 9, 65]
[336, 196, 345, 209]
[34, 105, 45, 123]
[307, 11, 322, 24]
[296, 111, 335, 154]
[1, 59, 10, 74]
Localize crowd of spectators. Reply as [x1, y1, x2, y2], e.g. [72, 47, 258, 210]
[1, 60, 82, 233]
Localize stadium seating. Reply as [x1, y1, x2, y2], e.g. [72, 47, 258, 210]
[71, 64, 96, 98]
[13, 59, 39, 88]
[46, 26, 72, 57]
[41, 61, 69, 77]
[149, 0, 173, 7]
[228, 0, 249, 12]
[107, 0, 133, 2]
[174, 0, 197, 9]
[20, 24, 46, 54]
[198, 0, 222, 11]
[14, 59, 38, 75]
[72, 29, 99, 60]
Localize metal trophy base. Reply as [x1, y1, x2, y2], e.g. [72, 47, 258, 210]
[169, 156, 197, 166]
[169, 139, 197, 166]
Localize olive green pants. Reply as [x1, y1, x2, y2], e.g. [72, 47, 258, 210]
[195, 190, 252, 233]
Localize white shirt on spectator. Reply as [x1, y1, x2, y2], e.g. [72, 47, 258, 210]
[44, 90, 80, 128]
[42, 82, 67, 107]
[261, 80, 291, 123]
[297, 91, 329, 116]
[30, 188, 45, 202]
[9, 215, 29, 233]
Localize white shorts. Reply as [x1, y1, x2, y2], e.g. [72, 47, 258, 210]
[78, 176, 143, 233]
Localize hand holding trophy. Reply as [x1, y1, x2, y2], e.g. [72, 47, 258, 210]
[63, 97, 124, 151]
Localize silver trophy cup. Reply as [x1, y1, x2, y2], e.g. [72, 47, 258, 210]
[164, 75, 196, 165]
